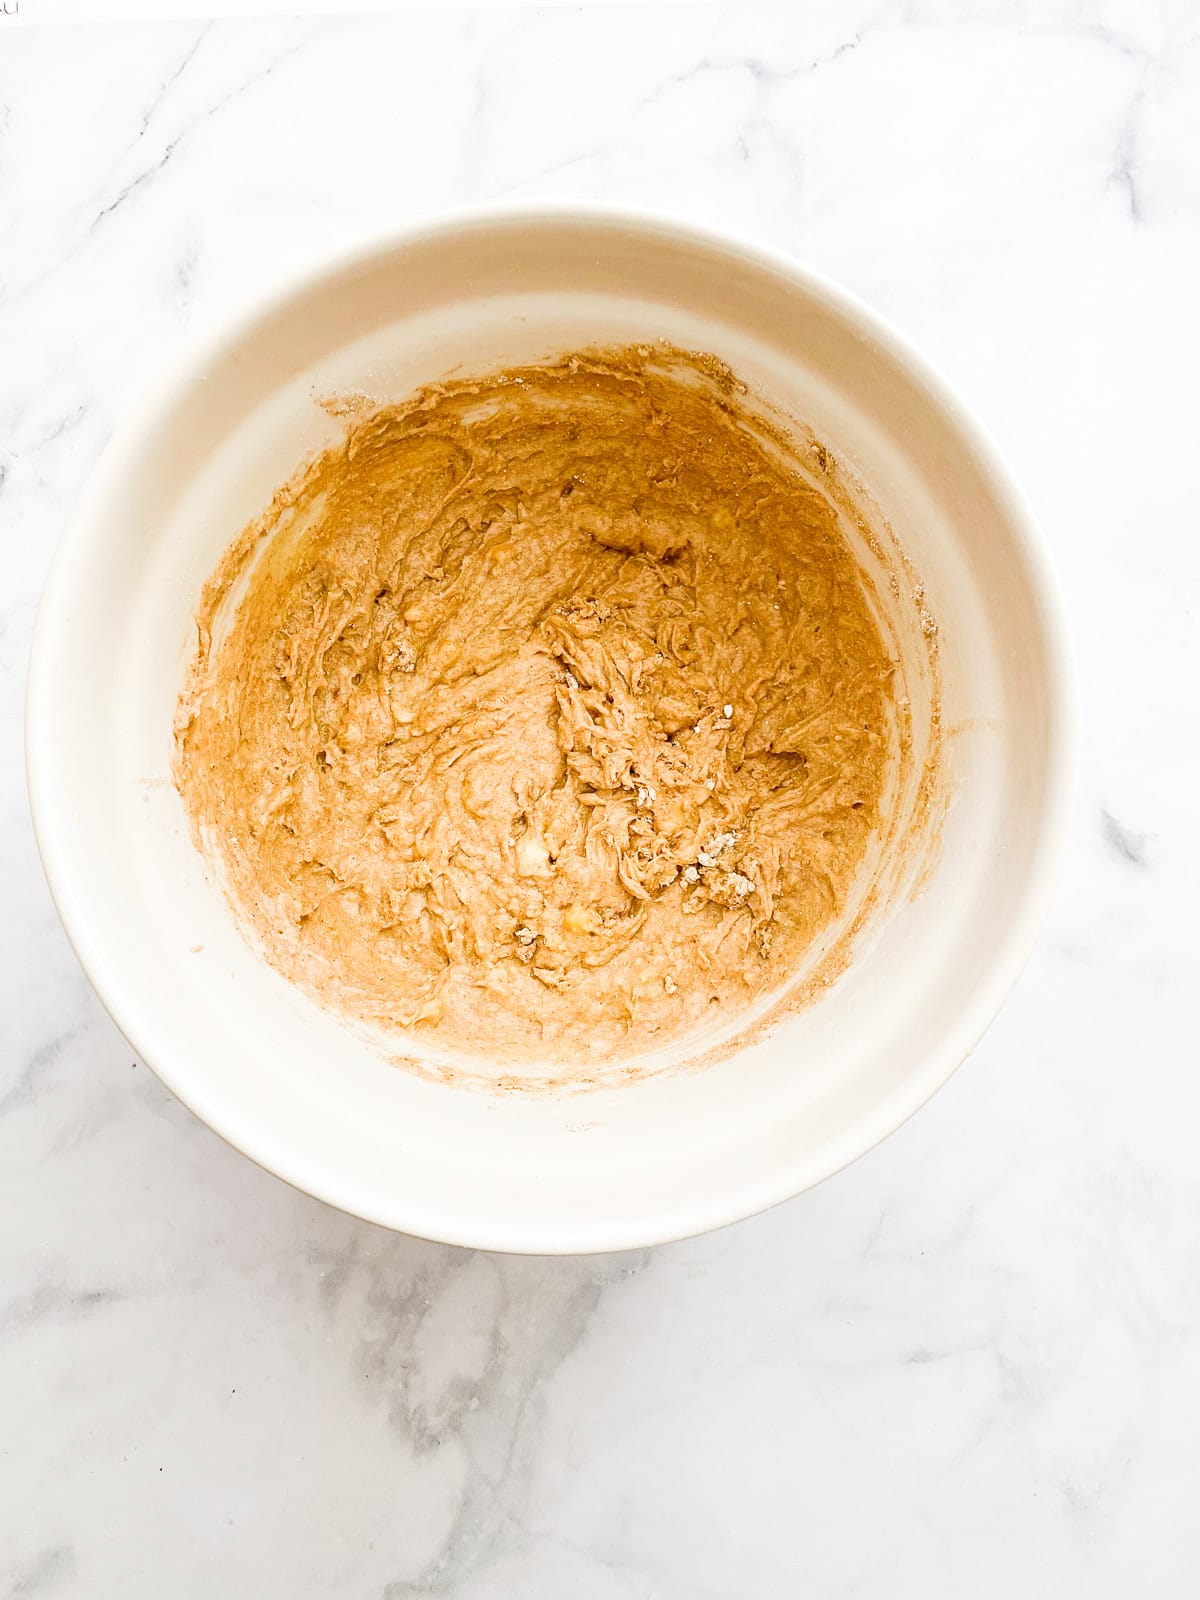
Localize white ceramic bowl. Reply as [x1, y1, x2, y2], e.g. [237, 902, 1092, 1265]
[27, 207, 1074, 1253]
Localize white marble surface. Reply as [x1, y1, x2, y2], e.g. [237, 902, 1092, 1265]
[2, 2, 1198, 1594]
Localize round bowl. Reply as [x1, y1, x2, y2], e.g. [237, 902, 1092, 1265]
[27, 206, 1074, 1253]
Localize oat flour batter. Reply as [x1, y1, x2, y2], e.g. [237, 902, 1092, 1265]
[175, 347, 901, 1065]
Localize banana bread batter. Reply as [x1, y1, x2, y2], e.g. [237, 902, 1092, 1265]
[175, 347, 902, 1065]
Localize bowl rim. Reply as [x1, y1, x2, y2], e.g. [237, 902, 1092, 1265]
[26, 200, 1078, 1253]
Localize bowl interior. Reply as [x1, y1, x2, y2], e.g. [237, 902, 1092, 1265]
[28, 213, 1069, 1251]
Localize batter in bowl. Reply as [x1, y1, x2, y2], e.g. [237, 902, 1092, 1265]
[175, 346, 906, 1066]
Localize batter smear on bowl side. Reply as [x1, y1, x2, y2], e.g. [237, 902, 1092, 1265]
[174, 347, 908, 1066]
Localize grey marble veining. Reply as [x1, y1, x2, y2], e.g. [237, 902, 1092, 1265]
[3, 4, 1199, 1595]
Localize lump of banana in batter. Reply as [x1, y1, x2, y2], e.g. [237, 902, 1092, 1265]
[175, 346, 902, 1067]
